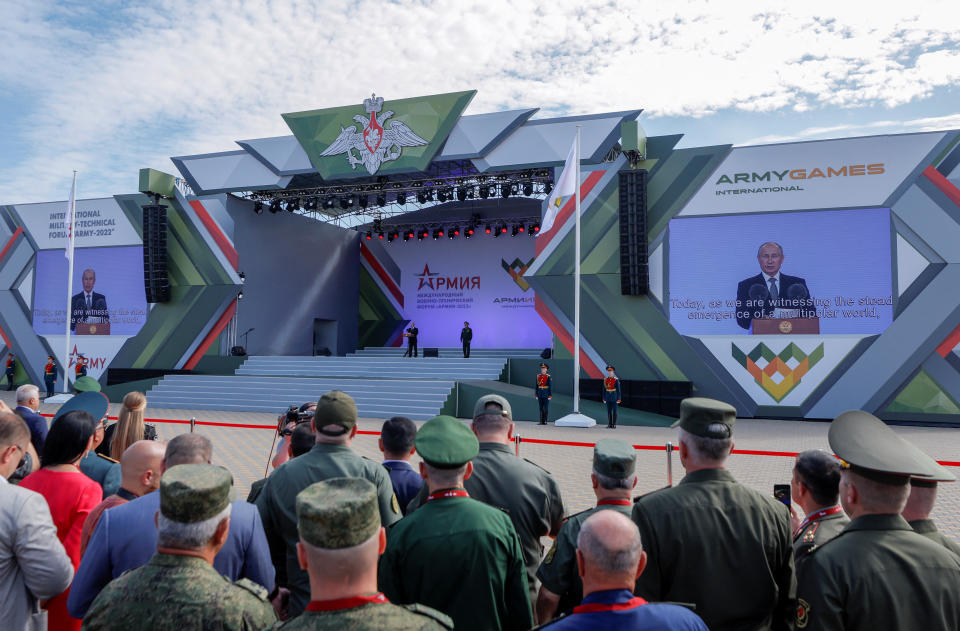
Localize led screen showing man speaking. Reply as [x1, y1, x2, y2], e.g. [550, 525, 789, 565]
[32, 246, 148, 336]
[668, 208, 893, 335]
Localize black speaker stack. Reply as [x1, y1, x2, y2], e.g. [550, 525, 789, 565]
[579, 378, 691, 416]
[142, 203, 171, 303]
[618, 170, 648, 295]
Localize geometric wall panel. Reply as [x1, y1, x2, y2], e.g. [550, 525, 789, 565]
[885, 369, 960, 415]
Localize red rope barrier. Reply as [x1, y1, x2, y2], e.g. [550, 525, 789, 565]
[38, 414, 959, 466]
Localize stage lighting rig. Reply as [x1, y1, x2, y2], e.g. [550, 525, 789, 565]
[432, 228, 444, 240]
[417, 191, 428, 204]
[418, 228, 427, 241]
[465, 226, 474, 238]
[269, 199, 282, 214]
[359, 195, 369, 209]
[449, 227, 460, 239]
[387, 230, 398, 242]
[530, 222, 540, 235]
[377, 231, 384, 240]
[364, 231, 372, 240]
[511, 224, 519, 237]
[397, 192, 406, 205]
[485, 224, 492, 235]
[253, 201, 263, 215]
[522, 182, 533, 196]
[544, 181, 553, 195]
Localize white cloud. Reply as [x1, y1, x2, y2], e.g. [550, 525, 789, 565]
[740, 113, 960, 145]
[1, 0, 960, 202]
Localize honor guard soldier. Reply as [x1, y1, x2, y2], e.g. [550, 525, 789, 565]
[460, 321, 472, 358]
[632, 398, 796, 631]
[76, 355, 88, 379]
[256, 391, 401, 616]
[902, 461, 960, 557]
[790, 450, 849, 573]
[402, 322, 419, 358]
[269, 478, 451, 630]
[83, 464, 277, 631]
[536, 510, 708, 631]
[602, 366, 621, 428]
[536, 439, 638, 622]
[44, 355, 57, 398]
[5, 352, 16, 390]
[536, 363, 552, 425]
[379, 414, 534, 631]
[795, 410, 960, 630]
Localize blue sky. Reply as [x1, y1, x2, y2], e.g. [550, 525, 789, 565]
[1, 0, 958, 203]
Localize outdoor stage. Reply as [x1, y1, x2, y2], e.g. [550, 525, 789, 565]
[2, 89, 960, 424]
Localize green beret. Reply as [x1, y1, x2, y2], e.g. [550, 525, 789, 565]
[593, 439, 636, 479]
[828, 410, 936, 485]
[313, 390, 357, 436]
[671, 397, 736, 438]
[160, 464, 232, 523]
[415, 415, 478, 468]
[473, 394, 512, 420]
[73, 376, 101, 393]
[296, 478, 380, 549]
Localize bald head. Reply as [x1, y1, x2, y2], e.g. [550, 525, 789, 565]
[120, 440, 165, 496]
[576, 510, 646, 593]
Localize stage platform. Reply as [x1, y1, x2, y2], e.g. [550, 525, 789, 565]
[352, 347, 547, 359]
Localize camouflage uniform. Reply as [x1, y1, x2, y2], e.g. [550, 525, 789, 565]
[270, 477, 450, 630]
[82, 464, 276, 631]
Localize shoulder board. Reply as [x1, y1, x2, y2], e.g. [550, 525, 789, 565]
[97, 453, 119, 463]
[563, 507, 593, 521]
[802, 521, 820, 544]
[634, 485, 671, 503]
[401, 603, 454, 629]
[234, 577, 269, 601]
[522, 457, 552, 475]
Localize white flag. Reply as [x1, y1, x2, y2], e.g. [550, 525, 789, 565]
[539, 136, 578, 235]
[65, 172, 77, 262]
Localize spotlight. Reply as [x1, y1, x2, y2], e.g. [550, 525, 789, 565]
[511, 224, 519, 237]
[485, 224, 492, 234]
[457, 186, 469, 202]
[387, 230, 398, 242]
[397, 192, 406, 205]
[269, 199, 281, 214]
[403, 230, 412, 242]
[417, 228, 427, 241]
[465, 227, 474, 238]
[364, 231, 372, 240]
[359, 195, 369, 209]
[544, 181, 553, 195]
[523, 181, 533, 196]
[253, 201, 263, 215]
[377, 231, 384, 240]
[339, 197, 349, 210]
[531, 222, 540, 234]
[417, 191, 427, 204]
[324, 197, 336, 210]
[449, 227, 460, 239]
[494, 224, 506, 238]
[479, 185, 490, 200]
[376, 193, 386, 206]
[501, 183, 513, 198]
[287, 198, 299, 212]
[432, 228, 444, 240]
[237, 290, 244, 300]
[500, 224, 508, 234]
[437, 189, 448, 203]
[518, 223, 526, 233]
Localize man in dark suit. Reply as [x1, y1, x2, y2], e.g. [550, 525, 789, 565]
[736, 242, 812, 330]
[379, 416, 422, 515]
[14, 384, 48, 454]
[460, 321, 473, 358]
[402, 322, 419, 358]
[71, 268, 109, 331]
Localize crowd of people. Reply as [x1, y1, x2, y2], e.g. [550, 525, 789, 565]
[1, 383, 959, 630]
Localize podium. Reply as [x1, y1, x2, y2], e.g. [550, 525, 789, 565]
[75, 322, 111, 336]
[751, 318, 819, 335]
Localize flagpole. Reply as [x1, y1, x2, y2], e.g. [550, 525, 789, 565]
[62, 171, 77, 394]
[572, 126, 581, 413]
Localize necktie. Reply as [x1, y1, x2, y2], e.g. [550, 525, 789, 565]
[86, 294, 92, 310]
[768, 278, 779, 301]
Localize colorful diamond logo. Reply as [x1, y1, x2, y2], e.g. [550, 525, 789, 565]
[732, 341, 825, 402]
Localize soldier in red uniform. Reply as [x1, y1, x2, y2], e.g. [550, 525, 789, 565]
[44, 355, 57, 398]
[5, 353, 16, 391]
[536, 363, 552, 425]
[75, 355, 88, 379]
[603, 366, 621, 429]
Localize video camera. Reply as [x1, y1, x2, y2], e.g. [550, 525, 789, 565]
[276, 404, 315, 437]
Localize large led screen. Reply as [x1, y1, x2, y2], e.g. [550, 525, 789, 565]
[668, 208, 893, 335]
[33, 246, 148, 336]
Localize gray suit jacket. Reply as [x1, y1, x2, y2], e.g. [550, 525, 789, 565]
[0, 477, 74, 631]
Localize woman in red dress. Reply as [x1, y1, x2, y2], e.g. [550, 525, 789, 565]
[21, 409, 103, 631]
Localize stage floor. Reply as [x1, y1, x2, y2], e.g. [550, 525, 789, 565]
[7, 392, 957, 543]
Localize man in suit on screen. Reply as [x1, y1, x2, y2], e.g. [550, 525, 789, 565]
[71, 268, 110, 331]
[736, 242, 812, 330]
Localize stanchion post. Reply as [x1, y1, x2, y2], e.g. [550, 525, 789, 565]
[666, 441, 673, 486]
[189, 417, 196, 433]
[515, 433, 521, 457]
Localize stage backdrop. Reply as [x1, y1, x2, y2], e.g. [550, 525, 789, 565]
[360, 233, 551, 349]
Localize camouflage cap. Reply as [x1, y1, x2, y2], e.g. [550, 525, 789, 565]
[473, 394, 512, 420]
[415, 415, 479, 468]
[593, 439, 636, 479]
[296, 478, 380, 549]
[828, 410, 935, 485]
[671, 397, 736, 438]
[313, 390, 358, 436]
[160, 464, 232, 523]
[73, 376, 101, 393]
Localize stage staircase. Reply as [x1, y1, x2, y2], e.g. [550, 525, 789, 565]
[144, 354, 521, 420]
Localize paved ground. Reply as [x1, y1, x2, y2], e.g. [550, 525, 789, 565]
[5, 391, 958, 542]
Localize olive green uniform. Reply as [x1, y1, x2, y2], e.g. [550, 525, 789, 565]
[270, 601, 450, 630]
[537, 502, 632, 614]
[256, 443, 401, 615]
[379, 492, 533, 631]
[792, 509, 849, 575]
[796, 514, 960, 630]
[408, 442, 565, 602]
[82, 553, 276, 631]
[909, 519, 960, 558]
[632, 468, 796, 631]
